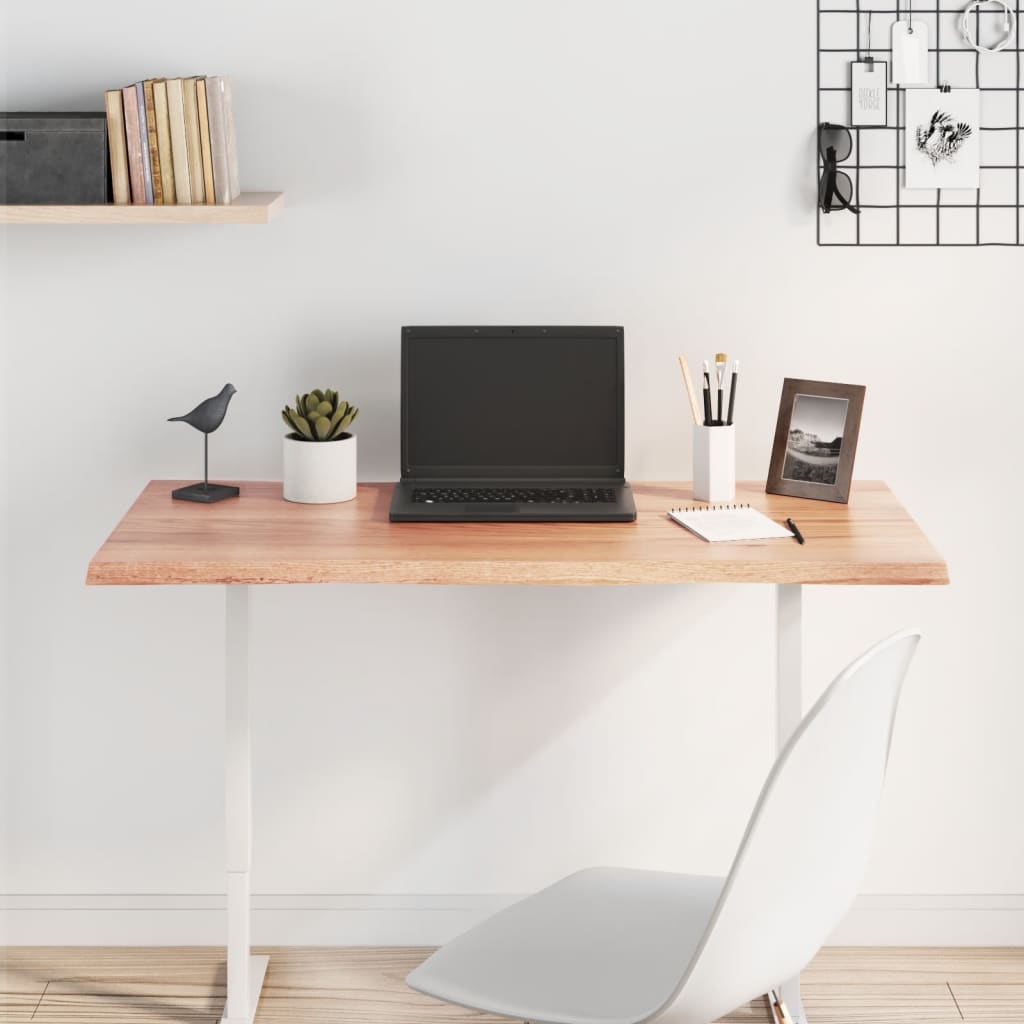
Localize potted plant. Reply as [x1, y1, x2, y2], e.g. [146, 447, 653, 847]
[281, 389, 360, 503]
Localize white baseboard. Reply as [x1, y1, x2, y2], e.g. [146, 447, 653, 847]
[828, 894, 1024, 945]
[2, 893, 1022, 947]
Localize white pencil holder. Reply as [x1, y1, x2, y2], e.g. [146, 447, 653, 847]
[693, 425, 736, 503]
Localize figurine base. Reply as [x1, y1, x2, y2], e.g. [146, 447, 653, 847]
[172, 482, 240, 504]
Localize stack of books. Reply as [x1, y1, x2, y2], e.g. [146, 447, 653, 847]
[104, 77, 240, 206]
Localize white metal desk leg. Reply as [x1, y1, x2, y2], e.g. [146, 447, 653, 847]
[222, 586, 268, 1024]
[776, 584, 808, 1024]
[776, 584, 803, 750]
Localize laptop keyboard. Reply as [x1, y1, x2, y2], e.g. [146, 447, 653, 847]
[412, 487, 617, 504]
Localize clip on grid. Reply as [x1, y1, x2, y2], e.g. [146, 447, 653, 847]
[817, 1, 1023, 245]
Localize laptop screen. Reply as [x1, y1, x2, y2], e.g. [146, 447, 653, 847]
[402, 327, 624, 479]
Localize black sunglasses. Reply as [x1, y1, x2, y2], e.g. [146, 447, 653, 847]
[818, 123, 860, 215]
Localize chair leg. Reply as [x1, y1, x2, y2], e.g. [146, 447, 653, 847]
[777, 978, 807, 1024]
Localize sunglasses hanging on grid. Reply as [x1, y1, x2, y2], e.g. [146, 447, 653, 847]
[818, 123, 860, 215]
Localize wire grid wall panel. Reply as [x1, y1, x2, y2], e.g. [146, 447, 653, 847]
[817, 1, 1023, 245]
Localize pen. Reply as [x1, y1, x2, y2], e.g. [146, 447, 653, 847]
[785, 518, 805, 545]
[726, 358, 739, 426]
[702, 360, 713, 426]
[677, 355, 702, 426]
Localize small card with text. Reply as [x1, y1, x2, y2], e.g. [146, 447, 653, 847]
[851, 61, 888, 127]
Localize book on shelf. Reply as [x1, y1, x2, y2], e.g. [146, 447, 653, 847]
[120, 84, 145, 203]
[134, 82, 154, 203]
[151, 80, 177, 204]
[181, 76, 206, 203]
[103, 73, 242, 206]
[195, 78, 216, 204]
[142, 80, 163, 204]
[204, 75, 239, 204]
[104, 90, 130, 204]
[220, 76, 240, 201]
[164, 78, 192, 204]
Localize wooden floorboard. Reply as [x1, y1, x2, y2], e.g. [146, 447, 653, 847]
[948, 983, 1024, 1021]
[801, 983, 961, 1022]
[0, 966, 48, 1024]
[2, 947, 1023, 1024]
[808, 948, 1024, 985]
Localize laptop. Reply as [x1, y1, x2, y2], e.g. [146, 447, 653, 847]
[389, 326, 637, 523]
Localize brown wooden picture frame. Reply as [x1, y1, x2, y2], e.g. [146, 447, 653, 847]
[766, 379, 865, 504]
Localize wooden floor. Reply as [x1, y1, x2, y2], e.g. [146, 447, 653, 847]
[2, 946, 1023, 1023]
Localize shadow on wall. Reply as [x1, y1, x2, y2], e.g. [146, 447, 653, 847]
[259, 326, 401, 479]
[252, 582, 745, 890]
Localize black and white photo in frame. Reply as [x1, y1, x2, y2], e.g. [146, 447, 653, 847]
[783, 395, 847, 486]
[905, 88, 980, 189]
[767, 379, 865, 504]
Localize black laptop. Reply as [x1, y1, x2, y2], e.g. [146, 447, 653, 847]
[389, 326, 636, 522]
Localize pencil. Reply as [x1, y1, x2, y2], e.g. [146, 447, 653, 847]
[677, 356, 702, 426]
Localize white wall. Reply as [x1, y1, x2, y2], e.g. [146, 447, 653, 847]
[2, 1, 1022, 941]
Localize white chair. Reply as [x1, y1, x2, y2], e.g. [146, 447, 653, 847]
[407, 629, 921, 1024]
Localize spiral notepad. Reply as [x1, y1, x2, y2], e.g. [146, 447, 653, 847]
[668, 504, 793, 543]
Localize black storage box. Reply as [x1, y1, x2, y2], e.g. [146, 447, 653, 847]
[0, 112, 109, 204]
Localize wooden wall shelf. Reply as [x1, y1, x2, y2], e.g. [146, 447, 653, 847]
[0, 191, 284, 224]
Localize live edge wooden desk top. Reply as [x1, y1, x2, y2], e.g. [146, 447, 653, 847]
[86, 481, 949, 587]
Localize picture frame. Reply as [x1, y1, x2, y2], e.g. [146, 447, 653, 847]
[766, 379, 865, 504]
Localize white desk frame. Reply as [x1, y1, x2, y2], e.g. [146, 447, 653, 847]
[219, 581, 810, 1024]
[224, 586, 268, 1023]
[776, 584, 806, 1024]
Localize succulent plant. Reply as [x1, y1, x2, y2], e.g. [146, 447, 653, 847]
[282, 388, 359, 441]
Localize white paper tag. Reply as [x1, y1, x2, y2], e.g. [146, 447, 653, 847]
[892, 21, 930, 85]
[851, 61, 888, 126]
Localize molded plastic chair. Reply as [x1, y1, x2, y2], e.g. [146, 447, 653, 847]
[407, 630, 921, 1024]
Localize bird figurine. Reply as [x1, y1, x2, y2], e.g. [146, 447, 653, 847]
[168, 382, 237, 433]
[168, 383, 240, 503]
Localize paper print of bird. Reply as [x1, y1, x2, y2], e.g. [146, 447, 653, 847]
[168, 383, 237, 434]
[916, 110, 972, 166]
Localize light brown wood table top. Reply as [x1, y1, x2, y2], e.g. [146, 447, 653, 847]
[86, 481, 949, 587]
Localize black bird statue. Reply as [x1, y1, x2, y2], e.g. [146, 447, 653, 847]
[167, 383, 240, 503]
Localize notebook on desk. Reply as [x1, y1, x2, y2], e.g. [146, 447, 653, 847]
[668, 504, 793, 543]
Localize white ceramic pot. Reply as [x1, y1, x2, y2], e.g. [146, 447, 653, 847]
[283, 434, 357, 503]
